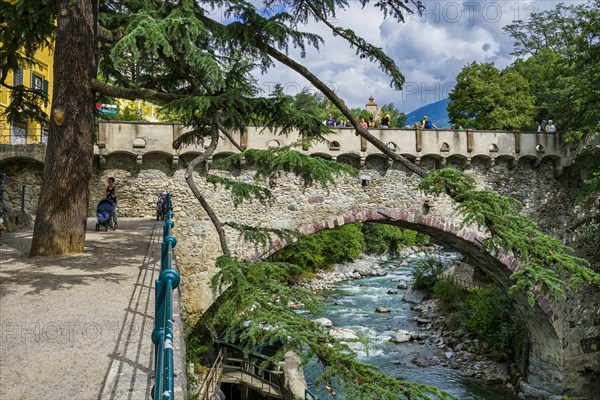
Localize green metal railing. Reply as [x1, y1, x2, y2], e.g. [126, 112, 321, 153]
[305, 388, 319, 400]
[152, 193, 180, 400]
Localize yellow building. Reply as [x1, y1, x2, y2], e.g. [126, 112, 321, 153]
[0, 45, 54, 144]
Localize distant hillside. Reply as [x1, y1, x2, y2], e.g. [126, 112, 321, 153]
[406, 98, 450, 129]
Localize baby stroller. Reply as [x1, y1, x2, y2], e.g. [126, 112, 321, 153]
[156, 192, 168, 221]
[95, 198, 116, 231]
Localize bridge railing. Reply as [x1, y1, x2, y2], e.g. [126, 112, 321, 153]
[0, 129, 48, 145]
[305, 388, 320, 400]
[151, 193, 181, 400]
[222, 357, 284, 395]
[197, 349, 224, 400]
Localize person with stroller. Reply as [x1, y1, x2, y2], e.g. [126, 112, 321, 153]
[105, 177, 118, 229]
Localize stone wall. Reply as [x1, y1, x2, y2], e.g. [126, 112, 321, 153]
[1, 150, 598, 399]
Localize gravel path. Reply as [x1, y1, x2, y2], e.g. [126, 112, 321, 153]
[0, 218, 186, 400]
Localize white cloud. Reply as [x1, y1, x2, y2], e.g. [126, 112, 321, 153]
[253, 0, 567, 112]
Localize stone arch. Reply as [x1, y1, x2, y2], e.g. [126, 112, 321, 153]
[0, 144, 47, 165]
[488, 143, 499, 153]
[266, 139, 282, 148]
[471, 154, 492, 170]
[495, 155, 518, 170]
[364, 154, 389, 172]
[386, 141, 398, 152]
[142, 151, 173, 170]
[328, 140, 341, 151]
[446, 154, 467, 170]
[337, 153, 361, 168]
[419, 154, 443, 170]
[310, 152, 332, 160]
[265, 207, 563, 395]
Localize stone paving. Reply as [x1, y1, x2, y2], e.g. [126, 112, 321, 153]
[0, 218, 186, 400]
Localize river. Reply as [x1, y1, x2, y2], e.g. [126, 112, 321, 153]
[303, 252, 514, 399]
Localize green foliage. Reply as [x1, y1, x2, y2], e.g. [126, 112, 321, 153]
[431, 278, 469, 313]
[197, 254, 456, 400]
[272, 224, 365, 272]
[411, 255, 445, 291]
[421, 168, 600, 305]
[361, 223, 428, 254]
[432, 279, 527, 359]
[504, 1, 600, 133]
[418, 168, 475, 198]
[225, 221, 301, 253]
[207, 175, 272, 206]
[114, 102, 146, 121]
[447, 62, 537, 130]
[213, 147, 357, 188]
[379, 103, 407, 128]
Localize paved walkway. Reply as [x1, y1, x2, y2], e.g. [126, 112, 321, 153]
[0, 218, 186, 400]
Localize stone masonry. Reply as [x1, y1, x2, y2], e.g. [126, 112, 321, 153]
[0, 122, 597, 399]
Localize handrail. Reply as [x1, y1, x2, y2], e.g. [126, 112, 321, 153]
[222, 357, 284, 395]
[198, 349, 224, 400]
[151, 193, 180, 400]
[305, 388, 320, 400]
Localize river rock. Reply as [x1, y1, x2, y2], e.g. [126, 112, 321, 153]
[374, 268, 387, 276]
[375, 307, 391, 313]
[328, 327, 359, 340]
[314, 318, 333, 328]
[402, 287, 427, 304]
[397, 282, 408, 290]
[390, 330, 412, 343]
[416, 317, 431, 324]
[387, 289, 398, 294]
[410, 354, 440, 367]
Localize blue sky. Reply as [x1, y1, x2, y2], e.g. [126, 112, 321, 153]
[252, 0, 580, 113]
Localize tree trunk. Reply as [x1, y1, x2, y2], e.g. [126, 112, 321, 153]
[30, 0, 98, 256]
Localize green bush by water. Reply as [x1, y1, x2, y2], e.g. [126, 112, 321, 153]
[272, 223, 428, 272]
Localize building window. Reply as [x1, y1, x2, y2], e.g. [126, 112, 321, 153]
[32, 74, 49, 107]
[13, 68, 23, 86]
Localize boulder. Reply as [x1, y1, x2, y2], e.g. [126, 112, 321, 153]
[328, 327, 359, 340]
[402, 287, 427, 304]
[397, 282, 408, 290]
[314, 318, 333, 328]
[375, 307, 391, 313]
[387, 289, 398, 295]
[390, 330, 412, 343]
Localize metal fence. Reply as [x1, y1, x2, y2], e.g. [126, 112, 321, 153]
[151, 193, 181, 400]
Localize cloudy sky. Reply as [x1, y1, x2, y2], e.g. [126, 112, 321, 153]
[252, 0, 577, 113]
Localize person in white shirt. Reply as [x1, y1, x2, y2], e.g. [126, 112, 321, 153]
[546, 120, 556, 133]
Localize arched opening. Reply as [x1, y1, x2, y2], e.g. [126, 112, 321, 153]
[263, 207, 563, 396]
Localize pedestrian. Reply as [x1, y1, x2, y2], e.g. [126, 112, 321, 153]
[380, 113, 390, 128]
[420, 116, 437, 129]
[324, 113, 336, 126]
[368, 116, 375, 128]
[546, 120, 556, 133]
[105, 177, 118, 229]
[537, 120, 547, 133]
[360, 117, 368, 128]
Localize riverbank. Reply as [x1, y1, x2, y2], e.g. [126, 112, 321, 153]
[297, 248, 516, 397]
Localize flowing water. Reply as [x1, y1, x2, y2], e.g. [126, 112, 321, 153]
[303, 252, 514, 399]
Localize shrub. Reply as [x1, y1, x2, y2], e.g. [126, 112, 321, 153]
[412, 255, 444, 291]
[361, 223, 428, 254]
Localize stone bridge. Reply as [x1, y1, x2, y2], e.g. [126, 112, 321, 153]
[0, 122, 597, 399]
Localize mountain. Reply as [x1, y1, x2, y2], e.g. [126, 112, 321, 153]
[406, 98, 451, 129]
